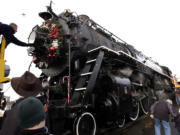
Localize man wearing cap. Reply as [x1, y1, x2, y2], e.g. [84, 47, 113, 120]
[17, 97, 51, 135]
[0, 71, 45, 135]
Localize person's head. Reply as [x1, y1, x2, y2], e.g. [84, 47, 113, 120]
[11, 71, 42, 97]
[9, 23, 17, 33]
[17, 97, 46, 129]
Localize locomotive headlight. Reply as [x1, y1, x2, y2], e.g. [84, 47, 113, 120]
[28, 25, 39, 44]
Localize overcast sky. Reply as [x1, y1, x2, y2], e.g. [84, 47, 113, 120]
[1, 0, 180, 100]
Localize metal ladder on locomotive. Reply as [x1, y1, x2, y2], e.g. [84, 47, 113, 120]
[71, 48, 104, 105]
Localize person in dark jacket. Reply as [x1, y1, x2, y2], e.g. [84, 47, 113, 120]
[0, 23, 32, 81]
[150, 99, 177, 135]
[0, 23, 31, 48]
[17, 97, 52, 135]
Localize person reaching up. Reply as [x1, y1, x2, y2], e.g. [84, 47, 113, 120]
[0, 23, 32, 48]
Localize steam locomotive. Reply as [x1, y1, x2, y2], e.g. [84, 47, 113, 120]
[27, 3, 174, 135]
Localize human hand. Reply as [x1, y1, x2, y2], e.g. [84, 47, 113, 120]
[43, 104, 48, 112]
[150, 114, 154, 119]
[166, 99, 173, 105]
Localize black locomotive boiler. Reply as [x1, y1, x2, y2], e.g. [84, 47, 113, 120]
[27, 4, 174, 135]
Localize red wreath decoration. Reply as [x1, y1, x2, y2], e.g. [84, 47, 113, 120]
[50, 28, 60, 39]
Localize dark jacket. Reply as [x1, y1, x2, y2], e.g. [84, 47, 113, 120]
[20, 127, 52, 135]
[0, 98, 23, 135]
[174, 114, 180, 131]
[150, 100, 177, 122]
[0, 23, 28, 48]
[0, 103, 21, 135]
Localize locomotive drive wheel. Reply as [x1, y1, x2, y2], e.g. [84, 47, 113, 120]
[129, 98, 139, 121]
[140, 96, 149, 115]
[116, 115, 126, 128]
[73, 112, 96, 135]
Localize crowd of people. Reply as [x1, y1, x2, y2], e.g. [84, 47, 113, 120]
[0, 22, 52, 135]
[0, 71, 52, 135]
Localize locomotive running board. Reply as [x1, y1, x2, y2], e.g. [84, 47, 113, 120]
[88, 46, 120, 55]
[88, 46, 171, 79]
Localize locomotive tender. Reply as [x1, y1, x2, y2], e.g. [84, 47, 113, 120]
[27, 4, 174, 135]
